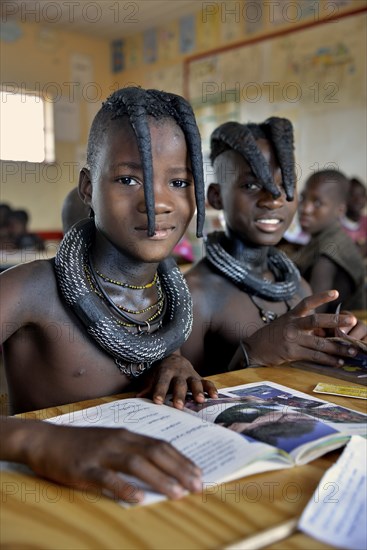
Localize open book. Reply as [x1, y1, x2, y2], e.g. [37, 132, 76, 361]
[47, 381, 367, 505]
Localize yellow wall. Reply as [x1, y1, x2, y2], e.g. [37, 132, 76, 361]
[1, 0, 365, 231]
[1, 22, 110, 231]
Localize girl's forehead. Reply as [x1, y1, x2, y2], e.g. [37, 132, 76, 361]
[107, 115, 183, 141]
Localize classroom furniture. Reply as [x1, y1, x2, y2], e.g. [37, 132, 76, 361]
[1, 366, 366, 550]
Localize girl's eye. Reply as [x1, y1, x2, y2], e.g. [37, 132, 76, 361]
[170, 179, 190, 188]
[116, 176, 138, 186]
[243, 182, 260, 191]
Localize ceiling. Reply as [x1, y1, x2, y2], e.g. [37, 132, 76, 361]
[5, 1, 202, 39]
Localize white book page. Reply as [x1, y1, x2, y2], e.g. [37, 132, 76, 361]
[299, 436, 367, 550]
[48, 398, 287, 503]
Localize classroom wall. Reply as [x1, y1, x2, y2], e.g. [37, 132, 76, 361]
[1, 0, 366, 233]
[1, 21, 110, 231]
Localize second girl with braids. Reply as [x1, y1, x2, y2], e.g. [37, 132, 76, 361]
[181, 118, 366, 375]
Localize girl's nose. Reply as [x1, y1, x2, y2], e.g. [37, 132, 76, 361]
[258, 187, 286, 209]
[137, 180, 174, 215]
[299, 199, 313, 214]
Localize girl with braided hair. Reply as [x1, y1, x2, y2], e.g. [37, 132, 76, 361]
[0, 87, 217, 502]
[181, 118, 366, 375]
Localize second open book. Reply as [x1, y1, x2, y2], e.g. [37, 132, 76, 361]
[48, 380, 367, 505]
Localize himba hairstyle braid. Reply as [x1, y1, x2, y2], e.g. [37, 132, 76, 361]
[210, 117, 296, 200]
[87, 86, 205, 236]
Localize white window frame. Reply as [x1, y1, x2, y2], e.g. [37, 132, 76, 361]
[0, 87, 55, 163]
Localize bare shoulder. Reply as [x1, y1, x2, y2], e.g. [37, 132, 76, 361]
[185, 260, 224, 296]
[0, 259, 58, 321]
[1, 259, 56, 290]
[185, 260, 226, 303]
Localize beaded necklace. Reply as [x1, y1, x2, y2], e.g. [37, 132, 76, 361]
[85, 259, 165, 331]
[95, 268, 158, 289]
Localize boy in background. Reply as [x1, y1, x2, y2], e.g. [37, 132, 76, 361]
[181, 119, 365, 375]
[297, 170, 365, 312]
[7, 209, 45, 251]
[341, 177, 367, 258]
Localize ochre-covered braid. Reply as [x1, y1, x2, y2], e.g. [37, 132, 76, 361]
[210, 121, 280, 198]
[264, 117, 295, 201]
[210, 117, 296, 200]
[87, 87, 205, 237]
[170, 92, 205, 237]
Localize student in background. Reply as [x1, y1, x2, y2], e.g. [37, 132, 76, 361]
[61, 187, 91, 233]
[296, 170, 365, 313]
[181, 119, 365, 376]
[0, 203, 13, 248]
[341, 177, 367, 258]
[8, 209, 45, 251]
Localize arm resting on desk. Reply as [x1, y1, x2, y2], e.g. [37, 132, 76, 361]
[0, 415, 202, 502]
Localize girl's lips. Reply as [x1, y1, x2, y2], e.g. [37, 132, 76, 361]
[149, 228, 174, 240]
[254, 218, 283, 233]
[136, 226, 175, 240]
[299, 216, 312, 227]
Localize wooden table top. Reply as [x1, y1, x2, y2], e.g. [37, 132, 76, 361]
[1, 366, 366, 550]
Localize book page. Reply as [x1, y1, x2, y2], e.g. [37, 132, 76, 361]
[299, 436, 367, 550]
[195, 381, 367, 464]
[48, 398, 288, 504]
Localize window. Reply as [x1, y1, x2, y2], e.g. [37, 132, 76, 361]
[0, 89, 54, 163]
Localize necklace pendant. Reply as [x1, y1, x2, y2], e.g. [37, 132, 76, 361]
[137, 320, 151, 334]
[115, 359, 151, 378]
[260, 309, 278, 324]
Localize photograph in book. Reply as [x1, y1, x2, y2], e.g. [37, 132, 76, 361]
[177, 381, 367, 460]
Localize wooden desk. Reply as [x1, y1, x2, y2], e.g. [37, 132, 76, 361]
[353, 309, 367, 323]
[1, 366, 366, 550]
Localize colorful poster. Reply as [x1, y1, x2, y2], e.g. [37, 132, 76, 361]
[158, 21, 178, 61]
[196, 7, 220, 51]
[143, 28, 157, 64]
[179, 14, 195, 53]
[244, 0, 264, 35]
[111, 39, 125, 73]
[269, 14, 365, 105]
[220, 0, 245, 43]
[126, 33, 142, 70]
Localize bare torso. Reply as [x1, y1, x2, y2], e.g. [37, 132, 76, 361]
[1, 259, 131, 413]
[181, 259, 309, 376]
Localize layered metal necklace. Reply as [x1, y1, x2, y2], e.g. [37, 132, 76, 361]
[54, 219, 193, 378]
[205, 231, 300, 323]
[85, 260, 166, 331]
